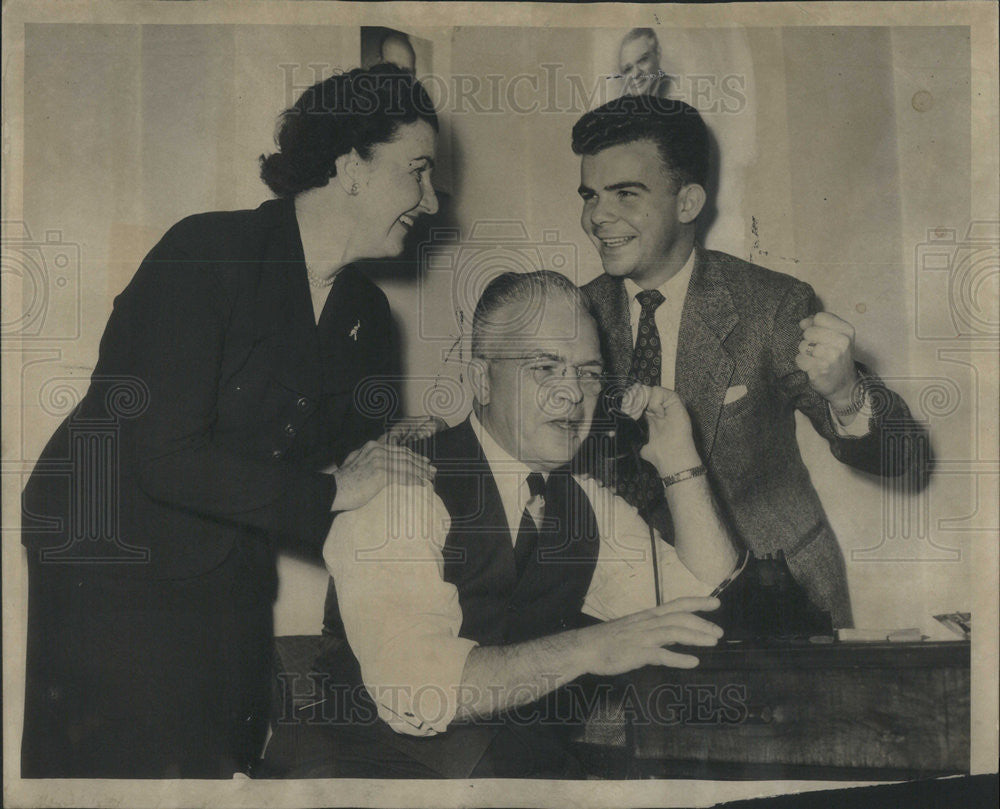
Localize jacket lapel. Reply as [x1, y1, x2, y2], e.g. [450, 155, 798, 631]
[255, 199, 324, 401]
[584, 274, 633, 379]
[676, 247, 738, 458]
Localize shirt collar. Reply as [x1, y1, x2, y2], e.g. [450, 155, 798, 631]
[623, 246, 697, 303]
[469, 411, 541, 482]
[469, 411, 547, 540]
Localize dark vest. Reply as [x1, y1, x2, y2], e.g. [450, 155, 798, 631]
[322, 419, 601, 644]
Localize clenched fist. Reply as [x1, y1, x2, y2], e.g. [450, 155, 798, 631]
[796, 311, 860, 410]
[622, 384, 702, 476]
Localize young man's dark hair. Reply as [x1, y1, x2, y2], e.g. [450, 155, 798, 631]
[571, 96, 709, 191]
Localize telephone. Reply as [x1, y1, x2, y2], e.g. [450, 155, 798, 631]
[712, 550, 834, 642]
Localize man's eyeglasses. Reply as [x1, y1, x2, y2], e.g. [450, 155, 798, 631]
[480, 354, 606, 394]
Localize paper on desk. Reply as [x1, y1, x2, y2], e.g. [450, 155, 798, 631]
[837, 627, 926, 642]
[838, 614, 971, 643]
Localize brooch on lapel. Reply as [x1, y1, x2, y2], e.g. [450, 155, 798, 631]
[349, 319, 361, 341]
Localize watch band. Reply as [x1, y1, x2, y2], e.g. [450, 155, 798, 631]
[832, 374, 868, 419]
[661, 464, 708, 489]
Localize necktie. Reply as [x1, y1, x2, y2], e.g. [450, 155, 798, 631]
[514, 472, 546, 579]
[630, 289, 665, 387]
[623, 289, 665, 512]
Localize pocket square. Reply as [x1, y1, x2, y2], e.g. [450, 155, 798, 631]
[723, 384, 748, 405]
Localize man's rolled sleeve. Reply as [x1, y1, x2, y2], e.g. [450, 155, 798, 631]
[579, 477, 712, 621]
[365, 622, 478, 736]
[322, 485, 478, 736]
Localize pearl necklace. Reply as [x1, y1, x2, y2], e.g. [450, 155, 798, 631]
[306, 267, 337, 288]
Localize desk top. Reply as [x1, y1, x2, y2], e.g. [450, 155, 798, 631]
[658, 639, 970, 671]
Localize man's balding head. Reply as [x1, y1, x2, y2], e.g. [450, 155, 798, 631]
[469, 272, 603, 471]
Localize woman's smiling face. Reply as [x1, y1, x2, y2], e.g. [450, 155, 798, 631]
[351, 119, 439, 259]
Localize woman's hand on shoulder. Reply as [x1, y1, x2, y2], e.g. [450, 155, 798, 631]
[330, 439, 436, 512]
[384, 415, 448, 446]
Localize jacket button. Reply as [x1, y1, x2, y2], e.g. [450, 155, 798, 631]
[284, 424, 296, 437]
[270, 449, 284, 460]
[296, 397, 309, 410]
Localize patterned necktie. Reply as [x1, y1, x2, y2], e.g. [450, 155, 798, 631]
[630, 289, 665, 387]
[514, 472, 546, 579]
[622, 289, 665, 513]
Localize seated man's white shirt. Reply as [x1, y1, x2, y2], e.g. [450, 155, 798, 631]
[323, 414, 714, 737]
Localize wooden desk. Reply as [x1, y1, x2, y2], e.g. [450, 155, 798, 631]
[574, 640, 970, 780]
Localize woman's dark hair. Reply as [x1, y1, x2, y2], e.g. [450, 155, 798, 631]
[260, 64, 439, 198]
[571, 95, 709, 190]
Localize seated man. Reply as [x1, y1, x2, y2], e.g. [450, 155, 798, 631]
[285, 271, 738, 778]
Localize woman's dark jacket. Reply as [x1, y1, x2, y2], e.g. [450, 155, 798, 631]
[21, 197, 395, 581]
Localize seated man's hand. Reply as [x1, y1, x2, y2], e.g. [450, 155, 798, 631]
[629, 385, 702, 475]
[578, 596, 723, 675]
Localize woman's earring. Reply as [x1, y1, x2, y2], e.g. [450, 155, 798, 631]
[350, 182, 359, 196]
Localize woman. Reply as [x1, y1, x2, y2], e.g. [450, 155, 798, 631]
[20, 65, 440, 779]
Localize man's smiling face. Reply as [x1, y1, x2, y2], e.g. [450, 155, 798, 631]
[578, 138, 685, 289]
[619, 35, 661, 95]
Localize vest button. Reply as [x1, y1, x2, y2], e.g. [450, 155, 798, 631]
[270, 449, 284, 460]
[296, 397, 309, 410]
[284, 423, 296, 437]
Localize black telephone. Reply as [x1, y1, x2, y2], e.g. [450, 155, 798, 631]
[712, 550, 834, 642]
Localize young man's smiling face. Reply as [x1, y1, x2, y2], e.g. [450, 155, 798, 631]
[578, 138, 692, 289]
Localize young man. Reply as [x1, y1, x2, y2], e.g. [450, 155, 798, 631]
[573, 95, 931, 628]
[289, 271, 738, 779]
